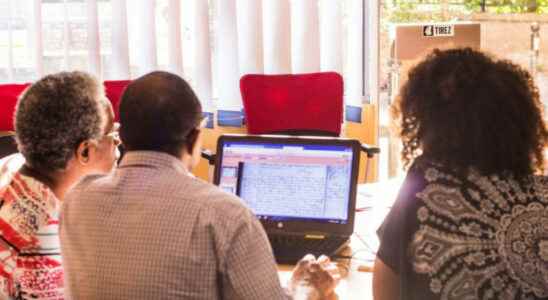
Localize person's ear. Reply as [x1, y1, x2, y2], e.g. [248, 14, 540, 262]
[75, 140, 95, 165]
[185, 129, 200, 155]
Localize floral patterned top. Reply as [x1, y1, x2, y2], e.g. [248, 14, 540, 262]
[0, 154, 64, 299]
[377, 157, 548, 300]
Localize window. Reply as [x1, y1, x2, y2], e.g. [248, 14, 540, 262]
[0, 0, 371, 118]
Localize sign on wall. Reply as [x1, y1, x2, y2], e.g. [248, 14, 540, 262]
[423, 24, 455, 37]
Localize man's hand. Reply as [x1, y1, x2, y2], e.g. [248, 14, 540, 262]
[288, 254, 341, 300]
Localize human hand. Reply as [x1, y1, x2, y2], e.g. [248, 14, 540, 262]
[288, 254, 340, 300]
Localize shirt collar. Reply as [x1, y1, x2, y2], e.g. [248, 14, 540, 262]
[118, 151, 190, 175]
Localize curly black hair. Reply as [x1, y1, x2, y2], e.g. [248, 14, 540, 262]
[393, 48, 547, 177]
[15, 71, 106, 171]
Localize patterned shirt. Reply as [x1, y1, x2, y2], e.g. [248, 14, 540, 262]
[377, 157, 548, 300]
[0, 154, 64, 299]
[60, 151, 288, 299]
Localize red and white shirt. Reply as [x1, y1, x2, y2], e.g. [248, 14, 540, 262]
[0, 154, 63, 299]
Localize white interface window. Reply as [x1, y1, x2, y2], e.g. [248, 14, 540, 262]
[218, 142, 353, 223]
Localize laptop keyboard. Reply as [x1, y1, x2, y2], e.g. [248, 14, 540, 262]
[268, 235, 348, 264]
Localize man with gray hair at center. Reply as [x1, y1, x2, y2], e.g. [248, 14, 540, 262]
[60, 71, 340, 300]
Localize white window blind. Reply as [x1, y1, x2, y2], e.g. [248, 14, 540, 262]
[0, 0, 376, 124]
[111, 0, 130, 79]
[290, 0, 320, 73]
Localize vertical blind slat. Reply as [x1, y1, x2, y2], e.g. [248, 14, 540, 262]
[291, 0, 320, 73]
[366, 0, 380, 104]
[111, 0, 130, 79]
[87, 0, 102, 77]
[193, 0, 213, 111]
[136, 0, 157, 76]
[31, 0, 44, 77]
[63, 0, 71, 70]
[319, 0, 343, 73]
[346, 0, 364, 104]
[236, 0, 263, 75]
[262, 0, 291, 74]
[7, 0, 14, 81]
[167, 0, 183, 76]
[216, 0, 240, 110]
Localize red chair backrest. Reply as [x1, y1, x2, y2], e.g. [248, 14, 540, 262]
[0, 84, 30, 132]
[0, 80, 131, 131]
[103, 80, 131, 121]
[240, 72, 343, 136]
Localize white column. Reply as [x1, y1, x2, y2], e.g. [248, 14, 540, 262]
[216, 0, 241, 110]
[193, 0, 213, 111]
[290, 0, 320, 73]
[262, 0, 291, 74]
[167, 0, 183, 76]
[236, 0, 263, 75]
[6, 0, 14, 81]
[319, 0, 343, 74]
[87, 0, 102, 77]
[31, 0, 44, 77]
[346, 0, 364, 105]
[135, 0, 157, 76]
[111, 0, 130, 79]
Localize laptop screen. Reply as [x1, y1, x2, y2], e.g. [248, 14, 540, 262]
[216, 139, 355, 224]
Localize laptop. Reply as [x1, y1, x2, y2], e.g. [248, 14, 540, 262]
[214, 134, 360, 264]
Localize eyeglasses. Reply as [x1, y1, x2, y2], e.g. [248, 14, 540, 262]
[104, 122, 120, 143]
[199, 116, 209, 129]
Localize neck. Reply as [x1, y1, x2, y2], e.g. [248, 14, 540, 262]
[20, 164, 77, 200]
[179, 153, 193, 173]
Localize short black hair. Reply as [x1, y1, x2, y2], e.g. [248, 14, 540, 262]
[119, 71, 203, 157]
[15, 71, 105, 171]
[394, 48, 547, 177]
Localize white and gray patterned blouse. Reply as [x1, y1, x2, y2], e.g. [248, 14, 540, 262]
[377, 157, 548, 300]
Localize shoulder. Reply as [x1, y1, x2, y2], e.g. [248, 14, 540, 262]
[530, 174, 548, 197]
[191, 178, 253, 221]
[0, 154, 24, 187]
[66, 172, 109, 196]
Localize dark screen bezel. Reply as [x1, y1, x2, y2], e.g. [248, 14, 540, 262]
[213, 134, 360, 236]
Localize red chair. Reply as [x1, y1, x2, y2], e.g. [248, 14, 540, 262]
[239, 72, 379, 179]
[104, 80, 131, 121]
[0, 84, 30, 158]
[0, 80, 131, 159]
[0, 84, 30, 132]
[0, 80, 130, 132]
[240, 72, 343, 136]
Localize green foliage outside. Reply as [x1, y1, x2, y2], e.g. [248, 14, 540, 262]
[465, 0, 548, 13]
[387, 0, 548, 23]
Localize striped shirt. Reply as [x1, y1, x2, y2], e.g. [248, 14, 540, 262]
[60, 151, 288, 299]
[0, 154, 64, 299]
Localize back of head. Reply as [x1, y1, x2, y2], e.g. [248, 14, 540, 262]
[15, 71, 105, 171]
[119, 71, 203, 157]
[395, 48, 547, 177]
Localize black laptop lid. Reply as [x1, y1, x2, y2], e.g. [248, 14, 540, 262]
[214, 134, 360, 236]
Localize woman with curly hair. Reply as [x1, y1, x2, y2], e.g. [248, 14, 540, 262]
[373, 48, 547, 300]
[0, 71, 120, 299]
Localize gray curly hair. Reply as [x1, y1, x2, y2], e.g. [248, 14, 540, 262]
[14, 71, 106, 171]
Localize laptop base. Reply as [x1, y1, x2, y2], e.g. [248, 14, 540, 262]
[269, 235, 349, 264]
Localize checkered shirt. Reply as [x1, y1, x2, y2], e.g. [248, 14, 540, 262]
[60, 151, 288, 299]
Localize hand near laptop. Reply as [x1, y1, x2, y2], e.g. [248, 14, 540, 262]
[288, 254, 340, 300]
